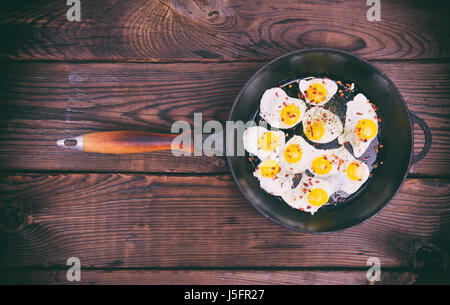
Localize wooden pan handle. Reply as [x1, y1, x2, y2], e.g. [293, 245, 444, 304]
[57, 131, 193, 154]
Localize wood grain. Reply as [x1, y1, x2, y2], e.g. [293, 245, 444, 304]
[0, 61, 448, 175]
[0, 0, 449, 61]
[0, 174, 448, 269]
[0, 269, 418, 285]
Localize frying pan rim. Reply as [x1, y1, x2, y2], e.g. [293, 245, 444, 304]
[226, 47, 413, 234]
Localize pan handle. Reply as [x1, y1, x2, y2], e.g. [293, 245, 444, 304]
[57, 131, 193, 154]
[409, 111, 432, 165]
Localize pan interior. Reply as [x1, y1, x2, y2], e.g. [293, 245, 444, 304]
[227, 49, 412, 233]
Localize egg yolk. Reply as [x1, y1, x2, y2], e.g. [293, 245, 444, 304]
[311, 156, 332, 175]
[307, 188, 329, 206]
[280, 104, 300, 125]
[260, 159, 281, 178]
[284, 144, 302, 163]
[305, 83, 327, 104]
[257, 132, 280, 152]
[346, 161, 364, 181]
[304, 122, 325, 141]
[354, 119, 378, 141]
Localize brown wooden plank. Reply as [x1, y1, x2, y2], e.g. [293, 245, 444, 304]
[0, 61, 448, 175]
[0, 174, 448, 268]
[0, 269, 418, 285]
[0, 0, 448, 61]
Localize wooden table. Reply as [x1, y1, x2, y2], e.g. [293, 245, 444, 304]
[0, 0, 449, 285]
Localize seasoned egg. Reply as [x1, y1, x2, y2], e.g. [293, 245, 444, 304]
[243, 126, 285, 161]
[302, 107, 343, 144]
[281, 175, 336, 215]
[326, 160, 370, 195]
[279, 135, 316, 174]
[299, 77, 338, 106]
[253, 158, 292, 196]
[260, 87, 307, 129]
[338, 93, 379, 157]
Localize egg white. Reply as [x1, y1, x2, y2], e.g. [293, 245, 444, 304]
[281, 175, 336, 215]
[319, 146, 371, 195]
[260, 87, 307, 129]
[338, 93, 379, 157]
[253, 158, 293, 196]
[279, 135, 316, 174]
[299, 77, 338, 106]
[243, 126, 285, 161]
[302, 107, 343, 144]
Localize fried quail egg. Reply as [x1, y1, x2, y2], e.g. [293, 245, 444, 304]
[260, 87, 307, 129]
[304, 145, 349, 177]
[243, 126, 285, 161]
[336, 159, 370, 194]
[281, 175, 336, 215]
[279, 135, 316, 174]
[299, 77, 338, 106]
[338, 93, 379, 157]
[302, 107, 344, 144]
[320, 146, 371, 195]
[253, 158, 291, 196]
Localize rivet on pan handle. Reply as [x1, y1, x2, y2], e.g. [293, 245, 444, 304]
[409, 111, 432, 165]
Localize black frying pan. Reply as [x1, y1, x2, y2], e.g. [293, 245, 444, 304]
[226, 48, 432, 233]
[57, 48, 431, 233]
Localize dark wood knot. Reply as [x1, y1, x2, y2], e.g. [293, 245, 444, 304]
[215, 158, 226, 168]
[416, 245, 444, 265]
[0, 204, 25, 233]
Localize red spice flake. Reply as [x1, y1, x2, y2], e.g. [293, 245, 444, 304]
[336, 80, 342, 85]
[356, 112, 363, 115]
[379, 145, 383, 148]
[337, 159, 344, 170]
[289, 84, 293, 88]
[248, 157, 252, 162]
[309, 181, 313, 186]
[315, 181, 320, 183]
[300, 208, 304, 211]
[369, 173, 373, 177]
[340, 93, 344, 97]
[275, 92, 279, 97]
[307, 205, 311, 209]
[303, 183, 309, 187]
[377, 117, 382, 122]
